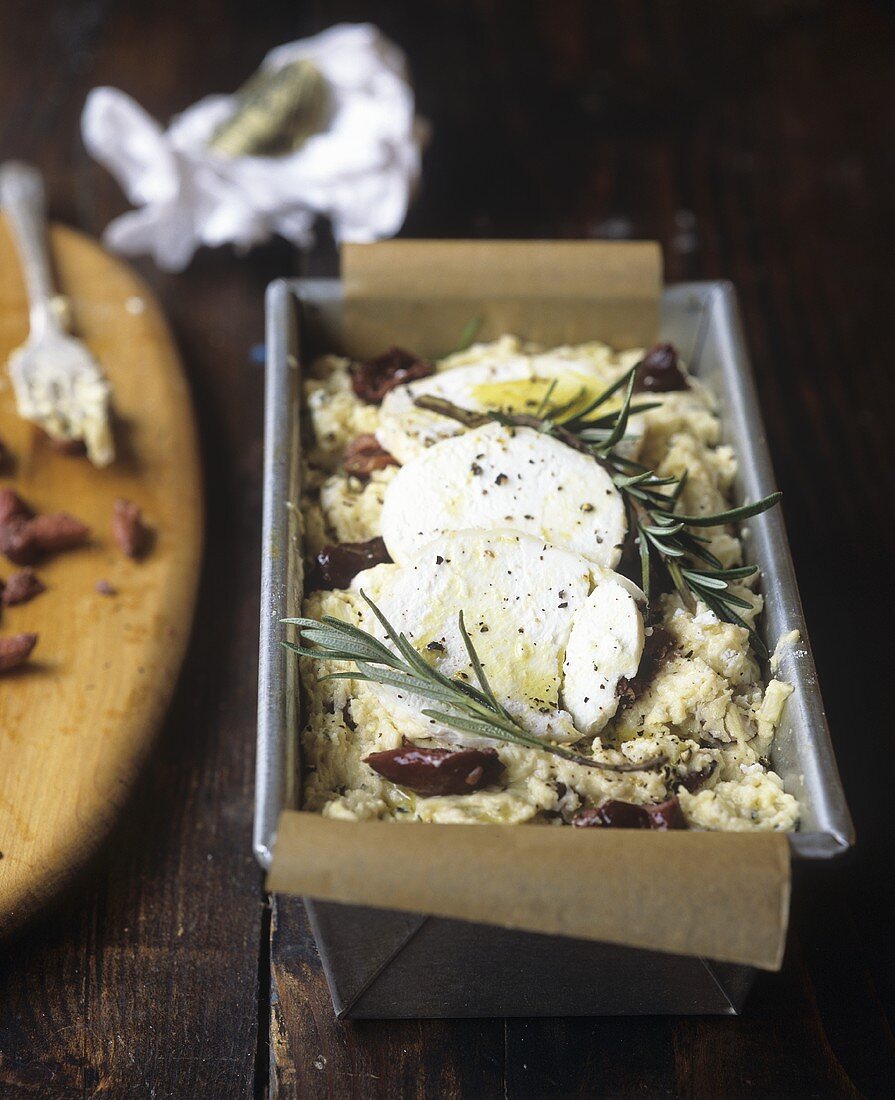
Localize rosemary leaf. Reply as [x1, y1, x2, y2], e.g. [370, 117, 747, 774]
[452, 315, 484, 354]
[638, 526, 651, 596]
[565, 364, 637, 422]
[594, 367, 637, 452]
[680, 570, 730, 591]
[457, 610, 510, 720]
[675, 491, 783, 527]
[534, 378, 559, 418]
[542, 385, 587, 423]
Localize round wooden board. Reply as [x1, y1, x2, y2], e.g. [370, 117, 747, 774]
[0, 219, 202, 932]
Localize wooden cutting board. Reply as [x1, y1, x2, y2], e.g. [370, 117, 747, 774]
[0, 219, 202, 933]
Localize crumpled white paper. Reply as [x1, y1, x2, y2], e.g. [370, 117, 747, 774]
[81, 23, 424, 271]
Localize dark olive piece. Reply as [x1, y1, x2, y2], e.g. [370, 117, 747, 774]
[364, 743, 505, 796]
[350, 346, 435, 403]
[307, 537, 392, 591]
[573, 795, 687, 830]
[633, 342, 689, 393]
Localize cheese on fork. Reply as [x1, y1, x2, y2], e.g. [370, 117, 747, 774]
[380, 422, 627, 568]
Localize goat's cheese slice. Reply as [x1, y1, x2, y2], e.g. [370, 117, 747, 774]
[369, 530, 592, 744]
[380, 422, 627, 569]
[376, 355, 614, 465]
[562, 574, 645, 735]
[365, 530, 644, 747]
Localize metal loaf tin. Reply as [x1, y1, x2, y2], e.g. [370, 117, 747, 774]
[256, 277, 854, 1017]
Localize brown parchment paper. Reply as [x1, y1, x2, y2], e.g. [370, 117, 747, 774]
[268, 239, 792, 972]
[340, 240, 662, 357]
[270, 814, 790, 970]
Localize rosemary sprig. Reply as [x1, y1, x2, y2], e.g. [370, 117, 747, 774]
[450, 314, 484, 355]
[283, 591, 664, 774]
[414, 363, 781, 658]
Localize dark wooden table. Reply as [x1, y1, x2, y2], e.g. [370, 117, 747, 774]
[1, 1, 894, 1096]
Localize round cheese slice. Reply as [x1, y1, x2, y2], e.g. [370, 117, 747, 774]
[369, 530, 592, 744]
[380, 422, 627, 569]
[365, 530, 643, 746]
[376, 355, 612, 465]
[561, 574, 645, 735]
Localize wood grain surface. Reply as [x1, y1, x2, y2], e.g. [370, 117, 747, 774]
[0, 220, 202, 932]
[0, 1, 894, 1098]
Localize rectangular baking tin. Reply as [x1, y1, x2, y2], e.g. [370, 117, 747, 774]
[256, 277, 854, 1017]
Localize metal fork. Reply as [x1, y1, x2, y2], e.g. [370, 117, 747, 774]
[0, 161, 114, 466]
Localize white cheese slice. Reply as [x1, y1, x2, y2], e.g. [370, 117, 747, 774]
[562, 574, 645, 735]
[368, 530, 593, 744]
[380, 422, 627, 568]
[376, 355, 616, 465]
[365, 530, 644, 747]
